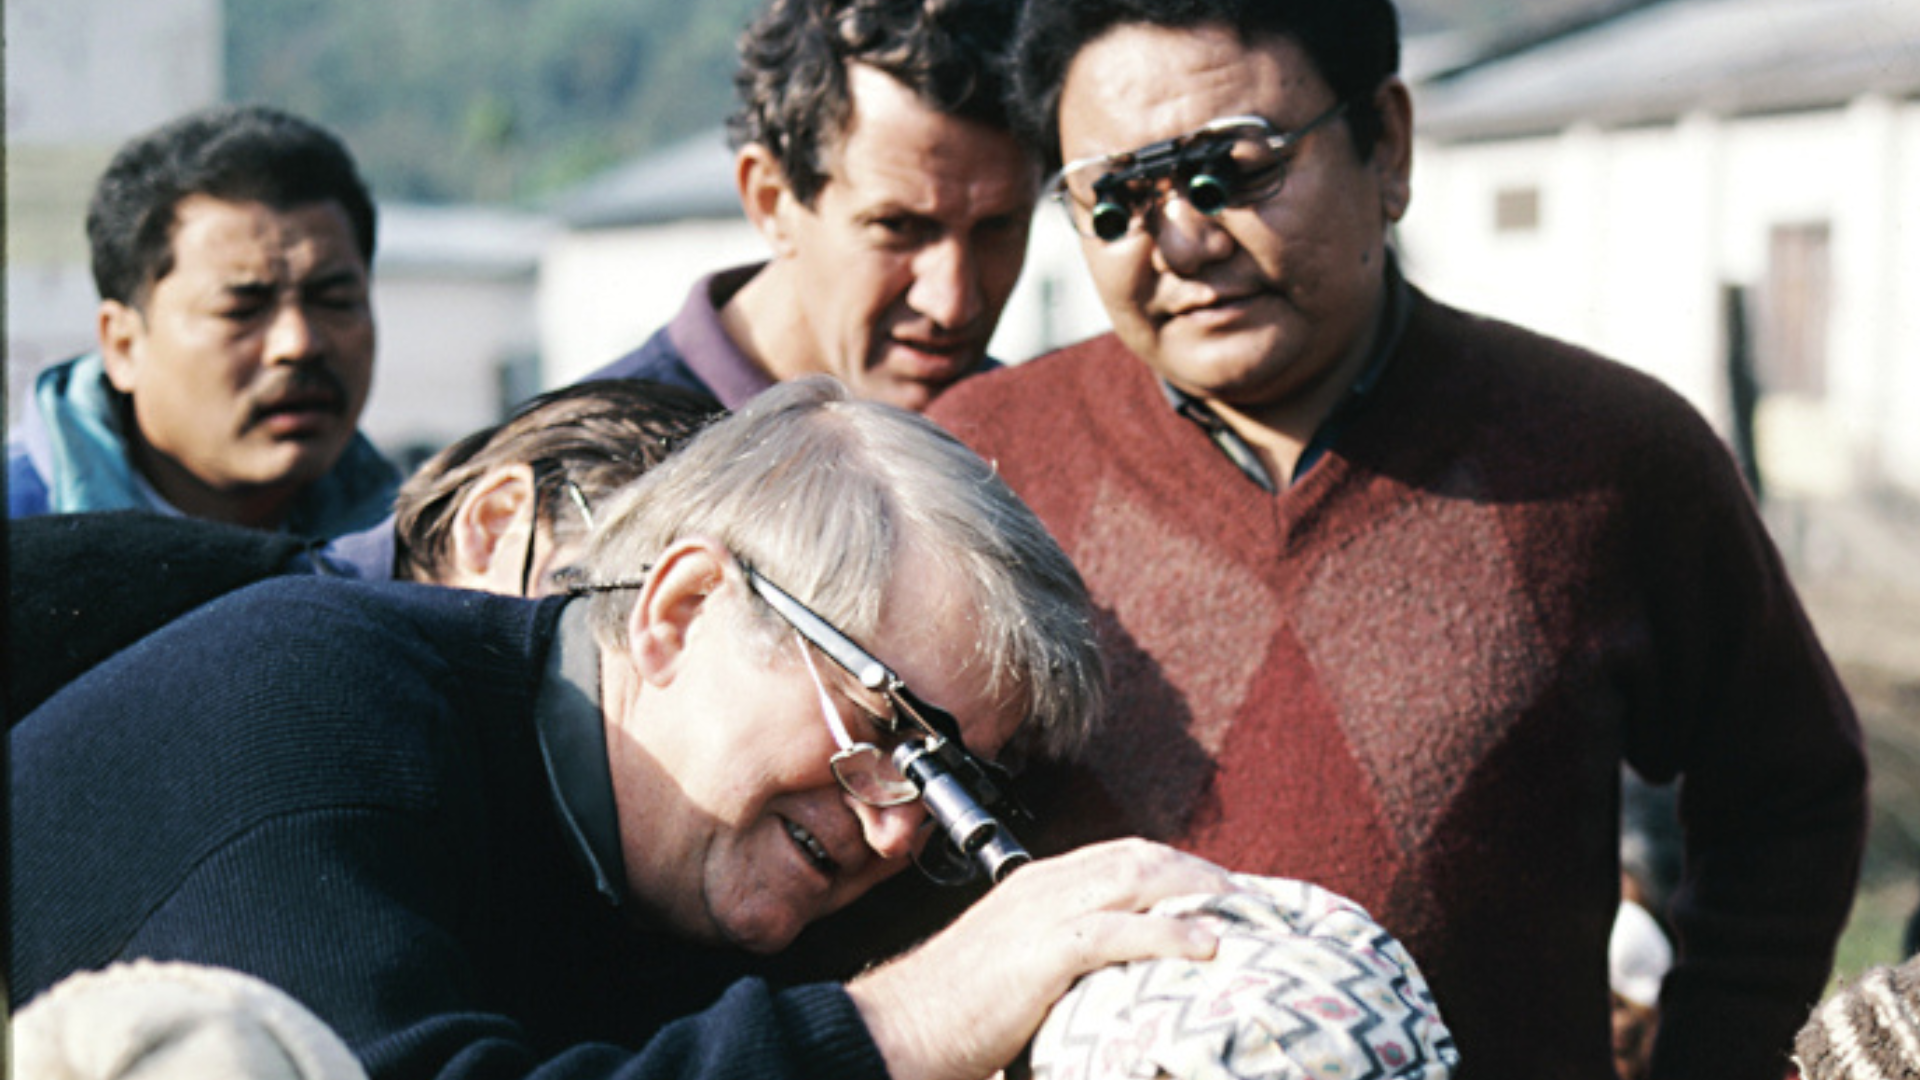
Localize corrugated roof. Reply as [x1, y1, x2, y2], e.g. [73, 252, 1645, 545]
[1416, 0, 1920, 141]
[548, 128, 740, 229]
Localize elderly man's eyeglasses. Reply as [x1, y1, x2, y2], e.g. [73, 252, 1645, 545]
[746, 567, 1032, 885]
[797, 641, 922, 807]
[745, 569, 984, 804]
[1052, 102, 1349, 243]
[566, 556, 1032, 883]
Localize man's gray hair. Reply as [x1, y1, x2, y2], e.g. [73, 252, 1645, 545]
[574, 376, 1102, 757]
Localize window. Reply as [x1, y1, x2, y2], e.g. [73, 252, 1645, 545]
[1493, 186, 1540, 233]
[1757, 222, 1831, 398]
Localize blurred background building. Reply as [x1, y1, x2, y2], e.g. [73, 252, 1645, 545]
[14, 0, 1915, 508]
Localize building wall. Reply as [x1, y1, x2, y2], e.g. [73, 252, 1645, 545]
[364, 275, 542, 462]
[995, 211, 1113, 364]
[4, 0, 224, 427]
[4, 0, 222, 145]
[1400, 93, 1920, 498]
[537, 219, 768, 387]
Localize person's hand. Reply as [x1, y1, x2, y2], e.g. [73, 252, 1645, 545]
[844, 839, 1235, 1080]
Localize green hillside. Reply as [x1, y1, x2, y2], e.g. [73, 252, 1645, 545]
[226, 0, 765, 205]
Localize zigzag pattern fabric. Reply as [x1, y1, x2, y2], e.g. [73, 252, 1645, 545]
[1028, 876, 1458, 1080]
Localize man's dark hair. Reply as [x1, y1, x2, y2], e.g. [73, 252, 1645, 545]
[728, 0, 1020, 206]
[1009, 0, 1400, 174]
[87, 104, 378, 307]
[393, 379, 724, 584]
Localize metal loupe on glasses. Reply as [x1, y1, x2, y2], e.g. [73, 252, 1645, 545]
[1053, 102, 1349, 243]
[746, 568, 1032, 884]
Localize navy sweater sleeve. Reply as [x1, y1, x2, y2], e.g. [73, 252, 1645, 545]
[10, 577, 893, 1080]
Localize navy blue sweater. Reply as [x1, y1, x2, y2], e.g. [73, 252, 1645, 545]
[11, 577, 891, 1080]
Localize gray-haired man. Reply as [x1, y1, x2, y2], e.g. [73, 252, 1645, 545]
[13, 377, 1235, 1080]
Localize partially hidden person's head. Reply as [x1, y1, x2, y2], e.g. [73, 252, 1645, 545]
[730, 0, 1040, 411]
[1010, 0, 1411, 425]
[11, 960, 368, 1080]
[88, 104, 380, 529]
[393, 378, 724, 596]
[1023, 874, 1458, 1080]
[568, 376, 1102, 953]
[1794, 953, 1920, 1080]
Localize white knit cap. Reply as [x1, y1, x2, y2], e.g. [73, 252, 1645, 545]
[1609, 900, 1673, 1009]
[11, 960, 367, 1080]
[1027, 875, 1458, 1080]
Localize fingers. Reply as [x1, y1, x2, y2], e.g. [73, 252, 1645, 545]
[1051, 908, 1220, 975]
[997, 838, 1238, 918]
[845, 840, 1236, 1080]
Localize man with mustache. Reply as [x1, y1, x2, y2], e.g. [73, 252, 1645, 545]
[7, 104, 397, 535]
[926, 0, 1867, 1075]
[585, 0, 1038, 413]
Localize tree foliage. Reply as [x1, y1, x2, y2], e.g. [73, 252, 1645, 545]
[225, 0, 1629, 206]
[225, 0, 765, 204]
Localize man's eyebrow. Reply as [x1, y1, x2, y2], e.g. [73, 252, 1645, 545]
[301, 265, 369, 289]
[220, 278, 277, 300]
[858, 202, 937, 224]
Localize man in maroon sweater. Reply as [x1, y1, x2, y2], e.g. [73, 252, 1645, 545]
[926, 1, 1869, 1076]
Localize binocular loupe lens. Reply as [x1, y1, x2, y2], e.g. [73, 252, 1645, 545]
[1187, 172, 1231, 215]
[1090, 200, 1132, 242]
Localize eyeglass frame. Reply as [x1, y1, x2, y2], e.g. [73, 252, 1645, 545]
[796, 638, 920, 807]
[1050, 101, 1349, 244]
[519, 474, 597, 598]
[743, 567, 1027, 824]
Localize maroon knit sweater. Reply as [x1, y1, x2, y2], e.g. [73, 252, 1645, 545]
[928, 291, 1867, 1080]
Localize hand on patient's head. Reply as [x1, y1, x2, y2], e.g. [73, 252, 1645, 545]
[1024, 875, 1458, 1080]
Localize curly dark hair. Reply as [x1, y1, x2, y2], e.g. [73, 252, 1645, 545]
[1009, 0, 1401, 174]
[86, 104, 377, 308]
[728, 0, 1020, 206]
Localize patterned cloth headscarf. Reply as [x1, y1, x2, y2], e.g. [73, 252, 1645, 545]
[1026, 875, 1458, 1080]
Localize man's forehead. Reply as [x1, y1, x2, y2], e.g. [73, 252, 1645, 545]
[1058, 25, 1325, 155]
[822, 64, 1038, 197]
[162, 196, 367, 276]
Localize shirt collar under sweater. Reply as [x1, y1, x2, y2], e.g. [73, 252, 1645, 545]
[1160, 255, 1414, 492]
[533, 598, 629, 908]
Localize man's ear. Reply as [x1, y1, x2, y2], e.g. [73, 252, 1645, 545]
[98, 300, 143, 394]
[629, 537, 732, 687]
[445, 464, 538, 590]
[1372, 77, 1414, 224]
[737, 143, 801, 258]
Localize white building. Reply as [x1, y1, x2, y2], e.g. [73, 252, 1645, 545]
[4, 0, 224, 424]
[366, 205, 554, 464]
[1401, 0, 1920, 507]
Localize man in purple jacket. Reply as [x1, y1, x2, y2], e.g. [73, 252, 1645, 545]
[586, 0, 1039, 413]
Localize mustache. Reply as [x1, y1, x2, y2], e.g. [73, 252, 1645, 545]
[245, 366, 349, 425]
